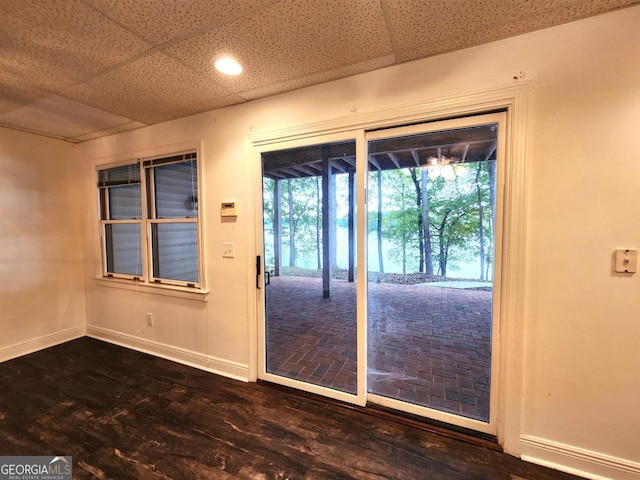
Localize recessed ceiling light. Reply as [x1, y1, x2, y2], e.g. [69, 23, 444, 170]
[214, 57, 243, 76]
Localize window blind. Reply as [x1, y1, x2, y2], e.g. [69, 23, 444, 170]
[98, 163, 140, 187]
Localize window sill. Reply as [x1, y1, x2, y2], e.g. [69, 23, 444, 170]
[94, 277, 208, 302]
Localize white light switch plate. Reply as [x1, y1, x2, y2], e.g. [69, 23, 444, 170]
[614, 249, 637, 273]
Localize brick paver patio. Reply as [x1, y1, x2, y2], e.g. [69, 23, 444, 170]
[265, 275, 492, 422]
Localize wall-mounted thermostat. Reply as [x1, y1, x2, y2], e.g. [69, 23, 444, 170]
[221, 202, 237, 217]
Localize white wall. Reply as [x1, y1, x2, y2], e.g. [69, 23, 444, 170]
[519, 9, 640, 478]
[76, 6, 640, 479]
[0, 128, 86, 360]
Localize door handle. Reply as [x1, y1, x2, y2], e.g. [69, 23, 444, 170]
[256, 255, 261, 289]
[265, 270, 271, 286]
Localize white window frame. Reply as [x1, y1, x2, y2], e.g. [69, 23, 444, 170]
[98, 162, 145, 282]
[96, 142, 207, 299]
[144, 152, 200, 288]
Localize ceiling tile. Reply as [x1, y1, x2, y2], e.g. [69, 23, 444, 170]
[0, 93, 138, 141]
[385, 0, 567, 53]
[240, 54, 396, 101]
[183, 94, 250, 116]
[73, 121, 148, 143]
[387, 0, 639, 62]
[0, 0, 151, 91]
[166, 0, 394, 93]
[82, 0, 276, 44]
[0, 70, 49, 115]
[64, 52, 235, 124]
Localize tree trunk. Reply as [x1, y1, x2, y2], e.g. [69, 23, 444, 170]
[273, 179, 281, 276]
[420, 169, 434, 275]
[377, 170, 384, 273]
[410, 169, 424, 272]
[439, 232, 447, 276]
[475, 164, 486, 280]
[438, 211, 449, 276]
[315, 176, 321, 269]
[487, 160, 497, 281]
[287, 179, 295, 267]
[401, 182, 407, 275]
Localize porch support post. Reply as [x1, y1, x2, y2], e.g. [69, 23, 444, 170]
[322, 147, 336, 298]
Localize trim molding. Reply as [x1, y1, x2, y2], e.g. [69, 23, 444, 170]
[94, 278, 209, 301]
[521, 435, 640, 480]
[248, 83, 529, 146]
[0, 326, 86, 363]
[248, 82, 530, 454]
[86, 325, 249, 382]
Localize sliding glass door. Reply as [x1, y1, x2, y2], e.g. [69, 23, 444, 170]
[365, 114, 504, 433]
[257, 113, 505, 434]
[259, 138, 363, 403]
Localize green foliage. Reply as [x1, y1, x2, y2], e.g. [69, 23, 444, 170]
[379, 169, 421, 274]
[263, 160, 495, 279]
[371, 161, 495, 277]
[425, 162, 494, 276]
[283, 176, 322, 266]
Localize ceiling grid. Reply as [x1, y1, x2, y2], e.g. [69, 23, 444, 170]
[0, 0, 638, 142]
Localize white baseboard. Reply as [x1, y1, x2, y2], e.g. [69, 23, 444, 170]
[0, 326, 86, 363]
[521, 434, 640, 480]
[85, 325, 249, 382]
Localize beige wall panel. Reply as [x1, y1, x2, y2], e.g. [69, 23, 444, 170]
[0, 128, 85, 350]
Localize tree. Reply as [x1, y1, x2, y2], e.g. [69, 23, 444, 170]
[384, 169, 420, 275]
[315, 175, 321, 269]
[281, 176, 321, 268]
[409, 168, 425, 272]
[264, 158, 495, 280]
[262, 177, 275, 269]
[377, 170, 384, 273]
[421, 168, 435, 276]
[426, 167, 482, 277]
[474, 163, 486, 280]
[409, 168, 435, 275]
[486, 160, 497, 280]
[286, 179, 295, 267]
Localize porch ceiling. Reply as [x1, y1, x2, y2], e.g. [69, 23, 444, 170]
[261, 125, 498, 180]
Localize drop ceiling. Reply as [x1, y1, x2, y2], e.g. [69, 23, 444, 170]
[1, 0, 638, 143]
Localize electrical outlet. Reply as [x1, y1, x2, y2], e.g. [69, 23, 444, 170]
[146, 313, 154, 326]
[614, 249, 638, 273]
[223, 242, 235, 258]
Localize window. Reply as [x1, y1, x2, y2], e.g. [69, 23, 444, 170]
[98, 151, 201, 288]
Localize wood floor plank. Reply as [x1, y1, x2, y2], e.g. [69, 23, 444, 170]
[0, 338, 580, 479]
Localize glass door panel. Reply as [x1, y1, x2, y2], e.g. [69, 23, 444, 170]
[256, 114, 504, 434]
[261, 140, 358, 395]
[366, 115, 503, 432]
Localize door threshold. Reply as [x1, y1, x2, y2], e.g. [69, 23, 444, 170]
[258, 380, 501, 452]
[364, 403, 500, 451]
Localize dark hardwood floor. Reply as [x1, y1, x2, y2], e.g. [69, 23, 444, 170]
[0, 338, 580, 479]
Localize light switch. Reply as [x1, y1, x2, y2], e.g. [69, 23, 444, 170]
[222, 242, 235, 258]
[614, 249, 637, 273]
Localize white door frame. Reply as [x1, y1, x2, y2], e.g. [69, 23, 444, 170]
[364, 112, 506, 435]
[246, 83, 529, 453]
[252, 129, 367, 408]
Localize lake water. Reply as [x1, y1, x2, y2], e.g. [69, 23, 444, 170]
[271, 225, 489, 280]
